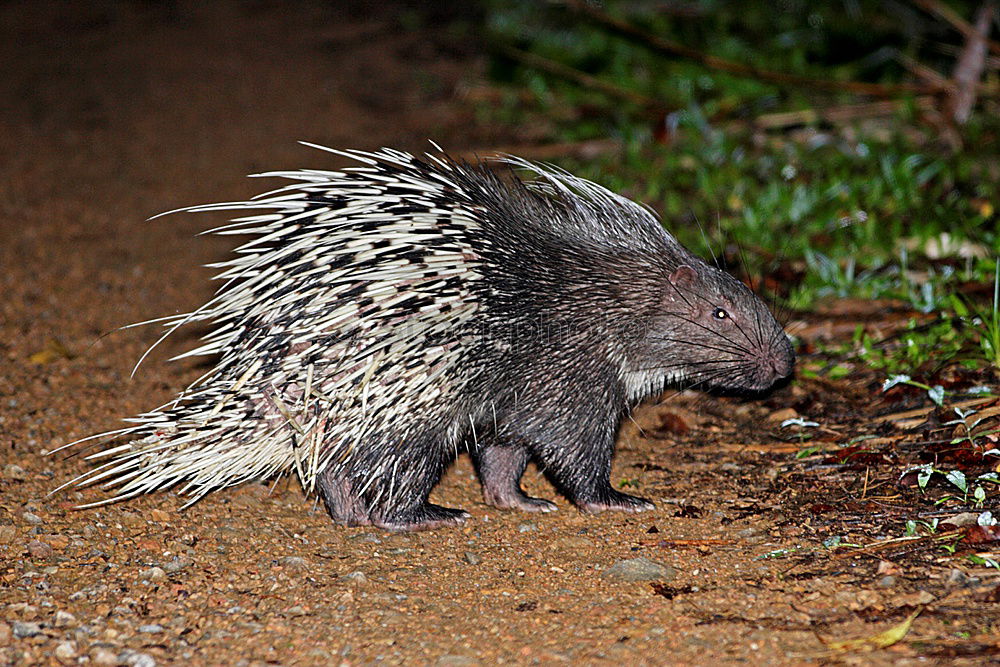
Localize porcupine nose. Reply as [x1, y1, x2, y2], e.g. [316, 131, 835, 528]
[764, 338, 795, 383]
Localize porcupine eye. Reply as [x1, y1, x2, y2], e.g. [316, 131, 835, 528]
[712, 307, 729, 320]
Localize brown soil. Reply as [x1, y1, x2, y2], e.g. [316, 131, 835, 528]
[2, 2, 999, 665]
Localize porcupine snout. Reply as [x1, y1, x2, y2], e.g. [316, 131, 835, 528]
[751, 328, 795, 391]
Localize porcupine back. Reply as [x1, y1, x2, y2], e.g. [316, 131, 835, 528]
[60, 145, 794, 531]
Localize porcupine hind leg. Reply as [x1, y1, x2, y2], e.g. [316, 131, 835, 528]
[471, 437, 558, 512]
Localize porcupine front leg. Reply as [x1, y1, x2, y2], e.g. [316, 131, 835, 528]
[471, 437, 558, 512]
[527, 412, 654, 514]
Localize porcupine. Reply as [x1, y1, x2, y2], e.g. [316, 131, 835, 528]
[58, 144, 795, 531]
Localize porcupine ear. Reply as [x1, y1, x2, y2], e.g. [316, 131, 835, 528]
[663, 264, 698, 305]
[669, 265, 697, 288]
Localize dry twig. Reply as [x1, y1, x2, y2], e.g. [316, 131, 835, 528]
[565, 0, 944, 96]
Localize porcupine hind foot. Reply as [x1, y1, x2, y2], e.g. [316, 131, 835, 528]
[473, 442, 558, 512]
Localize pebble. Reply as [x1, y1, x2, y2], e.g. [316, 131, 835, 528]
[876, 575, 897, 588]
[435, 656, 481, 666]
[162, 556, 190, 573]
[0, 622, 11, 643]
[463, 551, 481, 565]
[53, 610, 76, 627]
[12, 621, 43, 638]
[348, 532, 381, 543]
[121, 649, 157, 667]
[90, 648, 118, 666]
[4, 464, 27, 480]
[27, 540, 55, 559]
[341, 571, 368, 585]
[278, 556, 308, 572]
[54, 641, 77, 661]
[602, 557, 677, 582]
[22, 512, 43, 525]
[947, 569, 978, 587]
[138, 624, 164, 634]
[139, 567, 167, 581]
[517, 522, 537, 533]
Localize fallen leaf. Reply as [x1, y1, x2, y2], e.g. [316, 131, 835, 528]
[823, 607, 922, 651]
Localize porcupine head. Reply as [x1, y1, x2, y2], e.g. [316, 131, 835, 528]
[57, 146, 794, 532]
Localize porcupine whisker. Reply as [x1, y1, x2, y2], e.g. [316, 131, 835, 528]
[644, 335, 751, 358]
[629, 359, 742, 376]
[657, 313, 755, 356]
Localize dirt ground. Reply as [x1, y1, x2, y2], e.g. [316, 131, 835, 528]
[3, 2, 1000, 665]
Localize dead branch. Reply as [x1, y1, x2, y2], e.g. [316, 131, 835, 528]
[565, 0, 944, 96]
[945, 2, 996, 123]
[911, 0, 1000, 56]
[498, 45, 665, 111]
[753, 96, 938, 130]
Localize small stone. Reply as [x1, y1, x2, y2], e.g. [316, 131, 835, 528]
[138, 624, 164, 634]
[22, 512, 43, 525]
[54, 641, 77, 661]
[53, 610, 76, 627]
[435, 656, 481, 666]
[463, 551, 481, 565]
[27, 540, 55, 559]
[12, 621, 42, 638]
[0, 622, 12, 643]
[285, 605, 307, 617]
[162, 556, 190, 573]
[876, 576, 897, 588]
[348, 532, 381, 543]
[602, 557, 677, 582]
[341, 571, 368, 585]
[517, 522, 537, 533]
[4, 464, 27, 480]
[121, 650, 157, 667]
[139, 567, 167, 581]
[768, 407, 798, 422]
[91, 648, 118, 666]
[278, 556, 308, 572]
[947, 568, 978, 587]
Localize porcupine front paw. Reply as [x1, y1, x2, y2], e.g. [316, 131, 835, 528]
[374, 503, 470, 532]
[576, 488, 655, 513]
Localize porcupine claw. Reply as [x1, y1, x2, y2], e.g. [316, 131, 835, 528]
[577, 489, 655, 514]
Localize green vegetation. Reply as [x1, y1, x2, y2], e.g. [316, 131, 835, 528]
[482, 1, 1000, 375]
